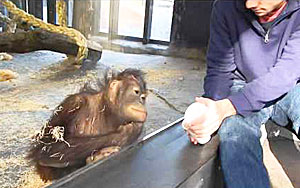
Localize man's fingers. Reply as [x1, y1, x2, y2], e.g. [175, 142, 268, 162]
[188, 119, 216, 129]
[182, 121, 191, 130]
[188, 123, 219, 137]
[189, 131, 211, 144]
[192, 127, 216, 137]
[188, 119, 218, 131]
[195, 96, 205, 102]
[188, 134, 198, 145]
[195, 97, 210, 105]
[191, 136, 198, 145]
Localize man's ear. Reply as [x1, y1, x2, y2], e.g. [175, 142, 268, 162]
[108, 80, 122, 104]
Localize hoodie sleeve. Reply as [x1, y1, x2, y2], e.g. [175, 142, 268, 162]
[204, 2, 237, 100]
[228, 22, 300, 116]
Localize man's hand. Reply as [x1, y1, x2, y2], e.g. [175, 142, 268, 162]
[187, 97, 236, 144]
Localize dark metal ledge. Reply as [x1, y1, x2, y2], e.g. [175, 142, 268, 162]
[50, 119, 221, 188]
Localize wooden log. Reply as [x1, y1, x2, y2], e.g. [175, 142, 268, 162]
[0, 29, 102, 64]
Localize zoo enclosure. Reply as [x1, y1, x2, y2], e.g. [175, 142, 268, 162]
[1, 0, 213, 48]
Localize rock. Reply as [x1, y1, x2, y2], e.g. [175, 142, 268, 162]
[0, 53, 13, 61]
[0, 69, 18, 81]
[192, 65, 200, 70]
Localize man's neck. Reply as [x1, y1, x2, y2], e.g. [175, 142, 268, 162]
[259, 1, 287, 23]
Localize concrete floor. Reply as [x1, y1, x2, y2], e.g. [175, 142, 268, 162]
[0, 49, 299, 187]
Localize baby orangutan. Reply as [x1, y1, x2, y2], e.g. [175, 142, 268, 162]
[28, 68, 147, 181]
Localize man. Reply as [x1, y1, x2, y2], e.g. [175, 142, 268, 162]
[184, 0, 300, 187]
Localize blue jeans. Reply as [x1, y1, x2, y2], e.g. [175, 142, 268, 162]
[218, 80, 300, 188]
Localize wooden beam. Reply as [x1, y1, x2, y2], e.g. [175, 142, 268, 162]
[0, 30, 78, 54]
[0, 30, 102, 63]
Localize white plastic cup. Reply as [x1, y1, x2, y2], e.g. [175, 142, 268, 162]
[183, 102, 211, 144]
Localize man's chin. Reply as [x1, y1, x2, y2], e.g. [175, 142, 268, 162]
[254, 11, 267, 17]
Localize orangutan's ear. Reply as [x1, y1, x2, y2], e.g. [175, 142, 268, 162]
[108, 80, 122, 104]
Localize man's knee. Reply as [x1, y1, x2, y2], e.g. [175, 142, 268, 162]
[218, 115, 261, 144]
[219, 116, 236, 139]
[219, 116, 244, 142]
[282, 84, 300, 105]
[274, 84, 300, 131]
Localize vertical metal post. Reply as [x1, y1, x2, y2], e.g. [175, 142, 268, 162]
[25, 0, 29, 12]
[28, 0, 35, 15]
[109, 0, 119, 40]
[92, 0, 101, 35]
[72, 0, 81, 32]
[67, 0, 73, 27]
[20, 0, 27, 10]
[73, 0, 95, 37]
[28, 0, 43, 19]
[143, 0, 153, 44]
[47, 0, 57, 24]
[64, 0, 72, 27]
[10, 0, 24, 9]
[63, 0, 69, 26]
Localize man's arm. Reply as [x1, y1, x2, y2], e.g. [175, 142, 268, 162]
[186, 2, 237, 141]
[228, 22, 300, 116]
[204, 1, 236, 100]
